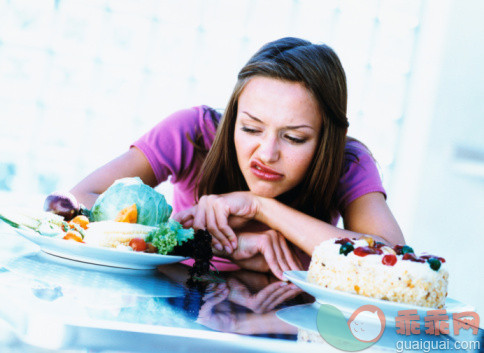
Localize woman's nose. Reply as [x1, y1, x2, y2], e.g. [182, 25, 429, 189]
[258, 135, 280, 163]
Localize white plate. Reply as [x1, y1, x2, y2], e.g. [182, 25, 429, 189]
[277, 303, 321, 333]
[14, 227, 189, 270]
[276, 303, 466, 349]
[283, 271, 474, 320]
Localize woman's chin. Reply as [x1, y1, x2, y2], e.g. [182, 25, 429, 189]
[249, 186, 284, 199]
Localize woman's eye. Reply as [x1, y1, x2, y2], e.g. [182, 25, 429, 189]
[285, 135, 306, 144]
[241, 126, 260, 134]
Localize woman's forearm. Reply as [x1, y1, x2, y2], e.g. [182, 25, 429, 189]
[70, 147, 158, 209]
[69, 190, 100, 209]
[254, 196, 392, 255]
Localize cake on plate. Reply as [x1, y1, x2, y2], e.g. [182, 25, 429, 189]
[307, 236, 449, 308]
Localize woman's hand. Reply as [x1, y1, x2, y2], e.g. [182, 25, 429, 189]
[197, 283, 236, 332]
[197, 277, 301, 334]
[224, 277, 301, 314]
[173, 192, 260, 253]
[221, 229, 303, 280]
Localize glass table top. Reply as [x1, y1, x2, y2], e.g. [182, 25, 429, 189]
[0, 225, 482, 353]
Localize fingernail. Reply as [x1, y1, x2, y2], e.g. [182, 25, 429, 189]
[231, 241, 237, 249]
[224, 245, 232, 254]
[280, 282, 288, 286]
[214, 244, 223, 251]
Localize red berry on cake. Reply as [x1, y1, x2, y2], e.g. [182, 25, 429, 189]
[382, 253, 397, 266]
[354, 246, 383, 257]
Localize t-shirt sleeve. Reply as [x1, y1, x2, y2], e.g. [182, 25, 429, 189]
[131, 106, 216, 185]
[335, 141, 387, 212]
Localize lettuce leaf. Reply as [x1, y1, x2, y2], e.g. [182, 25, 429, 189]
[146, 219, 194, 255]
[91, 177, 172, 226]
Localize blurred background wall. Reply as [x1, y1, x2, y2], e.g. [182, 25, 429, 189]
[0, 0, 482, 320]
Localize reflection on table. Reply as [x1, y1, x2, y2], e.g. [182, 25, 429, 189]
[159, 264, 304, 337]
[0, 229, 482, 353]
[0, 231, 313, 353]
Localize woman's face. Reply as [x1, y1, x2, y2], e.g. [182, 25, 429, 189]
[234, 76, 322, 198]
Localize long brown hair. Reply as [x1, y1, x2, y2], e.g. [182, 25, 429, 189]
[197, 37, 349, 222]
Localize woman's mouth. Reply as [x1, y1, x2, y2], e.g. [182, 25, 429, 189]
[250, 161, 284, 181]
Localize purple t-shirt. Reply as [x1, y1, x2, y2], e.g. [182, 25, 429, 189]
[133, 105, 386, 224]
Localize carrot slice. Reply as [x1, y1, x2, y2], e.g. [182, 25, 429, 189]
[63, 230, 83, 242]
[69, 215, 89, 230]
[114, 204, 138, 223]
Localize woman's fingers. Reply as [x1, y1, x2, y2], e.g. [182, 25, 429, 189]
[257, 283, 297, 313]
[192, 197, 208, 230]
[172, 207, 195, 226]
[198, 287, 230, 319]
[175, 193, 262, 255]
[268, 231, 291, 274]
[232, 254, 270, 273]
[171, 211, 185, 223]
[214, 199, 238, 251]
[224, 277, 302, 314]
[231, 231, 302, 280]
[250, 281, 288, 312]
[182, 218, 194, 228]
[260, 286, 302, 312]
[225, 277, 252, 307]
[205, 199, 226, 252]
[293, 248, 303, 269]
[189, 195, 237, 253]
[258, 231, 305, 280]
[202, 282, 227, 301]
[259, 235, 284, 280]
[278, 235, 303, 271]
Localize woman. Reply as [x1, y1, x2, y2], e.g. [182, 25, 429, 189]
[71, 37, 404, 279]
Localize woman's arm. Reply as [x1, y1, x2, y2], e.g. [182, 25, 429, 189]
[256, 191, 404, 255]
[175, 191, 404, 256]
[70, 147, 157, 208]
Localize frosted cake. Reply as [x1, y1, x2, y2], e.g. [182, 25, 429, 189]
[307, 236, 449, 308]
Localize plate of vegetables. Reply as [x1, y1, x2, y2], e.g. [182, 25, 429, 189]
[12, 225, 190, 269]
[0, 177, 213, 271]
